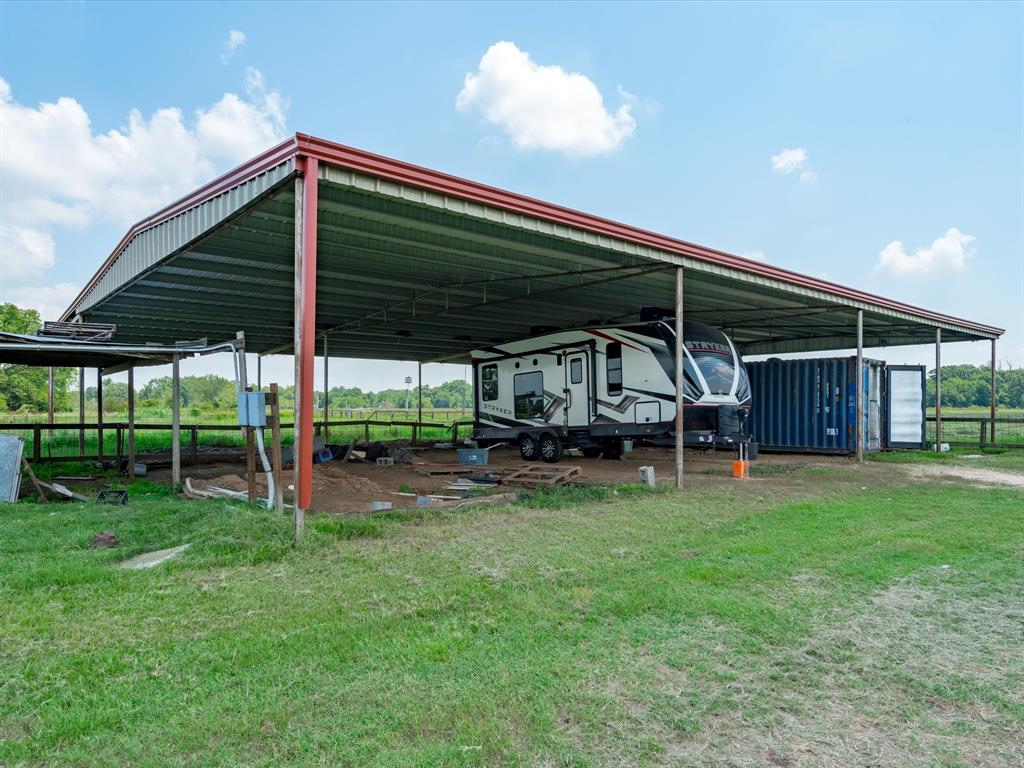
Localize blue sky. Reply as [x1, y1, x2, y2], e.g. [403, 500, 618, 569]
[1, 1, 1021, 389]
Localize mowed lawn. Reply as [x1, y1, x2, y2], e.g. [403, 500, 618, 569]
[1, 461, 1021, 767]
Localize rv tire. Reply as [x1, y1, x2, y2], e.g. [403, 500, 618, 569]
[539, 433, 562, 463]
[518, 434, 540, 461]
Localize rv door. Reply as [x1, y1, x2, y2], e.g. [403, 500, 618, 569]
[564, 352, 590, 428]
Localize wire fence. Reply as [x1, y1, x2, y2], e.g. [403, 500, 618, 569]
[926, 417, 1024, 449]
[0, 409, 473, 464]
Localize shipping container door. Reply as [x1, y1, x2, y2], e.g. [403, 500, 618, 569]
[885, 365, 926, 449]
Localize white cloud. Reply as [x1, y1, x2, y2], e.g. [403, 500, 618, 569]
[456, 41, 636, 158]
[876, 228, 975, 276]
[221, 29, 246, 64]
[3, 282, 80, 323]
[739, 250, 768, 262]
[0, 225, 55, 281]
[770, 147, 808, 174]
[799, 170, 816, 183]
[0, 72, 288, 307]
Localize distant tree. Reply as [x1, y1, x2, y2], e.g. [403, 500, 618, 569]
[927, 364, 1023, 409]
[0, 303, 74, 412]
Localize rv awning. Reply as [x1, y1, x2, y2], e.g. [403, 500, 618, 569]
[60, 133, 1003, 362]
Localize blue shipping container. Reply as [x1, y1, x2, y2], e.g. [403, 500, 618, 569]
[746, 357, 884, 454]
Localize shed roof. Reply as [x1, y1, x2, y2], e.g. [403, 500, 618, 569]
[61, 133, 1002, 361]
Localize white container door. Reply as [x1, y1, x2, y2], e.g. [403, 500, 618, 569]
[564, 353, 590, 428]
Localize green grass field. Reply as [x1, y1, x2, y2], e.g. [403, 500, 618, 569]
[1, 458, 1021, 766]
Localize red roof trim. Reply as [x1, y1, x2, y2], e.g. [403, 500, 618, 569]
[61, 136, 299, 320]
[296, 134, 1002, 337]
[63, 131, 1003, 338]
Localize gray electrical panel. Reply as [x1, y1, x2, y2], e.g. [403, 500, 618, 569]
[237, 392, 267, 427]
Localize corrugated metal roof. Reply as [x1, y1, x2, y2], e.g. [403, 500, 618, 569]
[61, 133, 1002, 362]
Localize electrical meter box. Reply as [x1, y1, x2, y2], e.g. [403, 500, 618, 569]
[237, 391, 267, 427]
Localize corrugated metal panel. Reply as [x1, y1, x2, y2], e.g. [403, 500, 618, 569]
[746, 357, 886, 454]
[78, 161, 293, 312]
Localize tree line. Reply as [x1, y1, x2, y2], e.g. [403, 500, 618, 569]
[3, 303, 1022, 413]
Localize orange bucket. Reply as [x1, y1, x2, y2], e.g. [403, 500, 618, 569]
[732, 460, 749, 479]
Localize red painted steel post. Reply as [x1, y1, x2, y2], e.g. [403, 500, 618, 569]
[296, 156, 319, 521]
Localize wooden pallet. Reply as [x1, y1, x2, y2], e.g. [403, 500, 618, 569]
[501, 464, 582, 488]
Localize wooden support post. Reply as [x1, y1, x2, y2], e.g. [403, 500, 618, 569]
[674, 267, 685, 489]
[417, 362, 423, 443]
[97, 369, 104, 460]
[855, 309, 864, 462]
[270, 383, 284, 515]
[190, 426, 198, 464]
[127, 366, 135, 479]
[171, 355, 181, 488]
[47, 367, 54, 438]
[934, 328, 942, 451]
[32, 426, 41, 462]
[293, 157, 319, 541]
[115, 426, 123, 468]
[78, 367, 85, 455]
[364, 420, 370, 445]
[990, 338, 996, 444]
[257, 355, 262, 390]
[322, 336, 329, 443]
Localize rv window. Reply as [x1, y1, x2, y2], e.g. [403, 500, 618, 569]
[514, 372, 545, 420]
[481, 364, 499, 402]
[570, 358, 583, 385]
[606, 343, 623, 396]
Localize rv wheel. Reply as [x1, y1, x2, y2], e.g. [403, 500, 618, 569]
[518, 434, 540, 461]
[539, 433, 562, 463]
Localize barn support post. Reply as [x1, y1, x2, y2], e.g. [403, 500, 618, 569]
[417, 362, 423, 441]
[990, 338, 996, 444]
[257, 354, 262, 390]
[47, 367, 54, 438]
[293, 156, 319, 540]
[934, 328, 942, 451]
[97, 369, 104, 460]
[127, 366, 135, 479]
[855, 309, 864, 462]
[78, 367, 85, 454]
[171, 354, 181, 488]
[674, 267, 685, 488]
[322, 336, 329, 442]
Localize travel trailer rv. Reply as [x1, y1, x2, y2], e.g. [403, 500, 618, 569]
[472, 320, 752, 462]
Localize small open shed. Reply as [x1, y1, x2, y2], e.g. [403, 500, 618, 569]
[55, 133, 1003, 527]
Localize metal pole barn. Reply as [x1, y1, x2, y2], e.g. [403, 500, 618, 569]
[856, 309, 864, 462]
[127, 366, 135, 479]
[934, 328, 942, 451]
[171, 354, 181, 487]
[293, 156, 319, 540]
[990, 338, 996, 444]
[674, 267, 684, 488]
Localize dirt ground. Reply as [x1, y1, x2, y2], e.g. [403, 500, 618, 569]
[160, 445, 871, 514]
